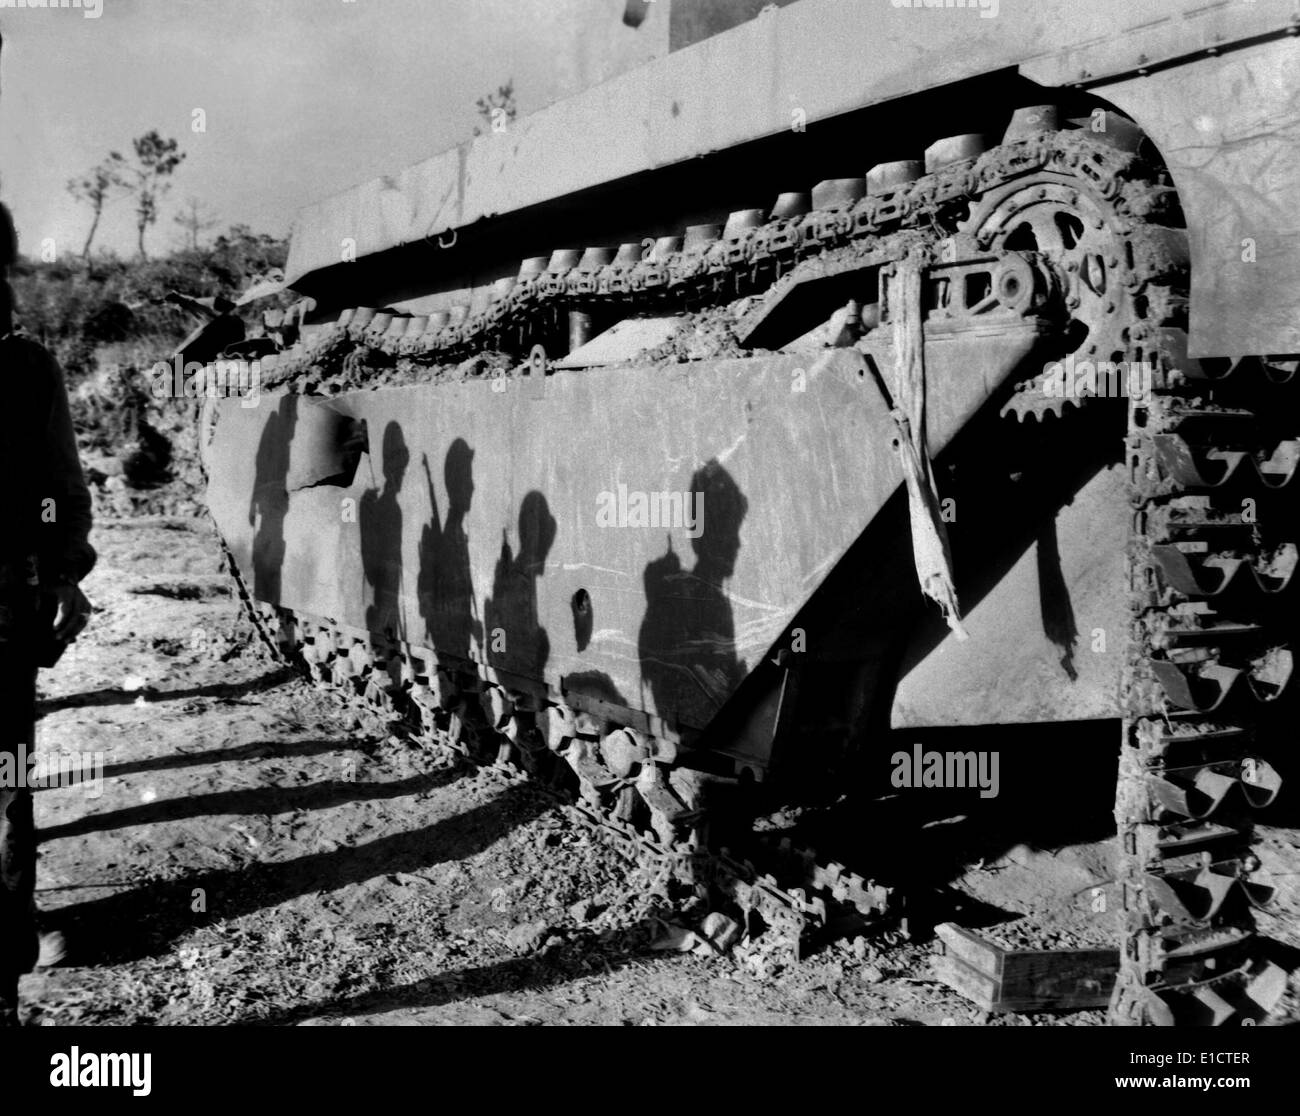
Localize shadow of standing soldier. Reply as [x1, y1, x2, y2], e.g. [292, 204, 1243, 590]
[484, 491, 557, 681]
[480, 491, 557, 776]
[248, 394, 298, 604]
[412, 438, 488, 757]
[421, 438, 482, 665]
[415, 450, 443, 649]
[360, 422, 408, 639]
[637, 459, 749, 731]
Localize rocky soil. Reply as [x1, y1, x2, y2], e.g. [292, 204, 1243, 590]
[18, 518, 1300, 1026]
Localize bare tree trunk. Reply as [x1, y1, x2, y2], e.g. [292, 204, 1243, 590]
[137, 219, 147, 261]
[80, 206, 102, 259]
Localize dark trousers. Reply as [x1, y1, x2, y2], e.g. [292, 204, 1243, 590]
[0, 644, 38, 1015]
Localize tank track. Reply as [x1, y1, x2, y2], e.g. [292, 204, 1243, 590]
[1113, 353, 1296, 1025]
[257, 121, 1183, 400]
[220, 556, 893, 959]
[218, 114, 1291, 1019]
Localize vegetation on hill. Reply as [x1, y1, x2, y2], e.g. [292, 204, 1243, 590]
[10, 226, 290, 516]
[11, 225, 288, 380]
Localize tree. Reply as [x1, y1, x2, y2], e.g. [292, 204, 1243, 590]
[128, 131, 185, 260]
[173, 196, 219, 251]
[66, 152, 128, 259]
[472, 79, 517, 136]
[208, 224, 289, 287]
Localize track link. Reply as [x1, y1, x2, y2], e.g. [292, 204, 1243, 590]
[1114, 356, 1295, 1025]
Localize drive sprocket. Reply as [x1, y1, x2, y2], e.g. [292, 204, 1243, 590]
[963, 173, 1148, 422]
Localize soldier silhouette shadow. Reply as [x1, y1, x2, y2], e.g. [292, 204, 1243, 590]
[417, 438, 483, 673]
[484, 491, 556, 681]
[360, 421, 409, 641]
[637, 460, 748, 731]
[248, 394, 298, 605]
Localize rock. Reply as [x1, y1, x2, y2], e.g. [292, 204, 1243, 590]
[1005, 843, 1035, 867]
[697, 912, 741, 953]
[86, 455, 125, 478]
[505, 921, 549, 953]
[649, 923, 698, 953]
[569, 900, 597, 924]
[860, 964, 885, 984]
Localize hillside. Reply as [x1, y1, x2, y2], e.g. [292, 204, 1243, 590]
[10, 228, 289, 517]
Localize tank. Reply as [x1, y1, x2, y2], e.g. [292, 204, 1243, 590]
[199, 0, 1300, 1026]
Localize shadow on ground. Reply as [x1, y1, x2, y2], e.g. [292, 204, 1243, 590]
[37, 666, 297, 718]
[53, 777, 550, 964]
[233, 924, 657, 1026]
[40, 767, 463, 844]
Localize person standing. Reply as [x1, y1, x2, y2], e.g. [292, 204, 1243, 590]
[0, 202, 96, 1026]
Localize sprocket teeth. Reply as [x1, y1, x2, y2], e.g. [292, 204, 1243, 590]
[1000, 382, 1080, 422]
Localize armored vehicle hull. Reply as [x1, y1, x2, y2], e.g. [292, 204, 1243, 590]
[203, 0, 1300, 1025]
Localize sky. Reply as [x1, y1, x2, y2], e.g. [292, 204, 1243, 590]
[0, 0, 661, 260]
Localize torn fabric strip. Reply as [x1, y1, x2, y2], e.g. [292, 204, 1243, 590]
[888, 258, 969, 640]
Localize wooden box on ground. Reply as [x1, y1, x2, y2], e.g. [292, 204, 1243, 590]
[933, 922, 1118, 1014]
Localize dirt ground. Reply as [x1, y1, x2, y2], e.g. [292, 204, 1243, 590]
[18, 518, 1300, 1026]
